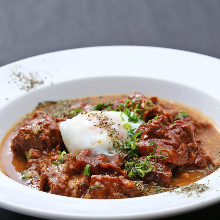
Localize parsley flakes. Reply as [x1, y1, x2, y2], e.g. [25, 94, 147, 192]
[174, 110, 189, 120]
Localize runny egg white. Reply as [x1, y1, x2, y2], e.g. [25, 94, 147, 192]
[59, 111, 144, 154]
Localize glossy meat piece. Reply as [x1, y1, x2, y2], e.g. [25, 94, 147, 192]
[138, 115, 212, 167]
[87, 175, 141, 199]
[128, 92, 164, 122]
[141, 105, 164, 122]
[68, 176, 89, 197]
[76, 149, 124, 175]
[29, 153, 77, 196]
[11, 111, 63, 157]
[139, 157, 172, 187]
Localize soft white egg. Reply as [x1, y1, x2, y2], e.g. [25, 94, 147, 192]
[59, 111, 144, 154]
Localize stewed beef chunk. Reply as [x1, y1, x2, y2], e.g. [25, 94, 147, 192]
[11, 111, 63, 157]
[138, 115, 213, 168]
[28, 152, 77, 196]
[87, 175, 141, 199]
[139, 156, 172, 187]
[75, 149, 124, 176]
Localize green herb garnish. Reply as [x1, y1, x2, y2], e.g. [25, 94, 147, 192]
[148, 115, 159, 123]
[93, 102, 113, 111]
[146, 141, 170, 162]
[124, 108, 131, 117]
[121, 107, 142, 123]
[125, 159, 153, 178]
[124, 99, 133, 106]
[127, 128, 136, 137]
[123, 123, 132, 131]
[94, 102, 105, 111]
[32, 124, 42, 136]
[25, 150, 32, 159]
[69, 108, 82, 117]
[130, 130, 142, 139]
[124, 141, 169, 179]
[174, 110, 189, 120]
[118, 103, 124, 111]
[120, 112, 125, 121]
[144, 100, 154, 110]
[91, 184, 102, 190]
[52, 160, 60, 165]
[53, 113, 59, 118]
[159, 148, 170, 160]
[121, 130, 142, 158]
[21, 170, 37, 181]
[128, 109, 142, 123]
[83, 164, 91, 176]
[93, 98, 143, 123]
[147, 141, 158, 155]
[52, 151, 67, 165]
[117, 99, 143, 123]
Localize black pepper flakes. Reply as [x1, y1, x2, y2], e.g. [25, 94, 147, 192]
[172, 183, 209, 197]
[9, 72, 45, 91]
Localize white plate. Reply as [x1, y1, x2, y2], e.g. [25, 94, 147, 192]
[0, 46, 220, 219]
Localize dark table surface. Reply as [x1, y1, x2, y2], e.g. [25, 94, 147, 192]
[0, 0, 220, 219]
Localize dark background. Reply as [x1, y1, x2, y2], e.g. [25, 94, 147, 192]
[0, 0, 219, 219]
[1, 0, 220, 66]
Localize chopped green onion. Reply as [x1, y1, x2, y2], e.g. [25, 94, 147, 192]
[144, 100, 154, 110]
[91, 185, 102, 190]
[124, 108, 131, 117]
[125, 159, 154, 179]
[69, 108, 82, 117]
[128, 170, 136, 178]
[21, 170, 37, 181]
[137, 168, 145, 178]
[147, 141, 158, 155]
[145, 165, 154, 173]
[127, 128, 136, 137]
[120, 112, 125, 121]
[25, 150, 32, 159]
[159, 148, 170, 160]
[83, 164, 91, 176]
[134, 108, 141, 115]
[52, 151, 67, 165]
[121, 130, 141, 158]
[52, 160, 60, 165]
[32, 124, 42, 136]
[118, 103, 124, 111]
[123, 123, 132, 130]
[93, 102, 112, 111]
[130, 130, 142, 140]
[93, 102, 104, 111]
[148, 115, 159, 123]
[124, 99, 134, 108]
[174, 110, 189, 120]
[53, 113, 59, 118]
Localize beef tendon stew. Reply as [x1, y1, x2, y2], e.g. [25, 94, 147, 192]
[1, 91, 220, 199]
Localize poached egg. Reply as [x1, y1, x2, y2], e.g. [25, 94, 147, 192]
[59, 111, 143, 154]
